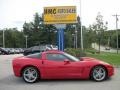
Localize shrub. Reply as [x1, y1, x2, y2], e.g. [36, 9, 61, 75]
[85, 48, 98, 54]
[65, 48, 86, 57]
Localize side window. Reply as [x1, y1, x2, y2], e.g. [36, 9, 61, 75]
[46, 53, 67, 61]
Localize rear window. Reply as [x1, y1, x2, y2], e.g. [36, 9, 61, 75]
[26, 53, 41, 59]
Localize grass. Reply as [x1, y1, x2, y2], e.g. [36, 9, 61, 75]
[66, 48, 120, 66]
[86, 52, 120, 67]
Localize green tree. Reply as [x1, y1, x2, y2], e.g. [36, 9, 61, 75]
[0, 28, 24, 48]
[23, 13, 57, 47]
[90, 12, 108, 52]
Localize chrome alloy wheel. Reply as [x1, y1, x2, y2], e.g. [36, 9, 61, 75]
[23, 67, 38, 83]
[92, 66, 107, 81]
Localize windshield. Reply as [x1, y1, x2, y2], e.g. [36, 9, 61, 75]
[64, 52, 80, 62]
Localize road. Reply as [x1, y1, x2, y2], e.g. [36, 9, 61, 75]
[0, 54, 120, 90]
[91, 43, 120, 53]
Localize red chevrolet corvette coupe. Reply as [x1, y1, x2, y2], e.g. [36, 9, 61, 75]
[12, 50, 114, 83]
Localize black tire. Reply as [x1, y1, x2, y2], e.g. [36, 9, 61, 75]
[90, 66, 107, 82]
[22, 67, 39, 83]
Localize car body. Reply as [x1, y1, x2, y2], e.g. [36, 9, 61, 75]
[105, 47, 110, 50]
[0, 48, 24, 54]
[12, 50, 114, 83]
[18, 48, 24, 53]
[14, 48, 20, 54]
[9, 48, 15, 54]
[23, 45, 51, 56]
[46, 45, 58, 50]
[0, 47, 10, 55]
[0, 50, 2, 55]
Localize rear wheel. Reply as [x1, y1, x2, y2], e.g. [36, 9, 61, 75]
[22, 67, 39, 83]
[91, 66, 107, 81]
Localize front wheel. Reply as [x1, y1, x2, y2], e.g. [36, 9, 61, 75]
[22, 67, 39, 83]
[91, 66, 107, 81]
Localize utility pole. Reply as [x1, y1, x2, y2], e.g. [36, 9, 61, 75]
[75, 26, 78, 49]
[72, 34, 75, 48]
[73, 25, 78, 49]
[79, 0, 83, 51]
[3, 29, 5, 48]
[112, 14, 120, 54]
[25, 35, 28, 48]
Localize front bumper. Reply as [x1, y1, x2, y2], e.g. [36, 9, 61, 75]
[107, 66, 114, 77]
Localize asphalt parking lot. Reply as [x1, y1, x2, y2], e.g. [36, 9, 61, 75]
[0, 54, 120, 90]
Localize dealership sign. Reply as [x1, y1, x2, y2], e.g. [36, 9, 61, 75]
[44, 6, 77, 24]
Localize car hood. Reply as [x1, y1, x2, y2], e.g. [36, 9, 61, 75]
[80, 57, 98, 61]
[80, 57, 111, 65]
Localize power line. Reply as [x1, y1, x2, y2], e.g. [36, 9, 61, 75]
[112, 14, 120, 54]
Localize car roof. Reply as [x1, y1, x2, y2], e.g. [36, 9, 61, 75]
[43, 50, 63, 53]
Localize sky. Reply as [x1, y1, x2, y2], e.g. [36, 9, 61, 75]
[0, 0, 120, 30]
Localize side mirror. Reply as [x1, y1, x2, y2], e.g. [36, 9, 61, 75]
[64, 59, 70, 64]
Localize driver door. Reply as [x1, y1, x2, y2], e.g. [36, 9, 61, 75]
[43, 53, 82, 79]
